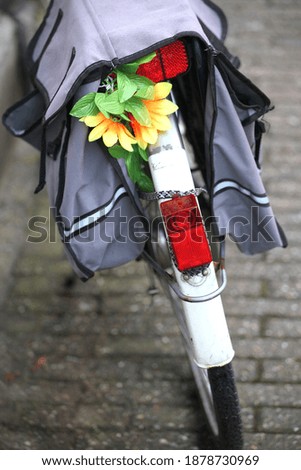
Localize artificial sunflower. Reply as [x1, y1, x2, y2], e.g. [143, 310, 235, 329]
[129, 115, 158, 150]
[129, 82, 178, 149]
[143, 82, 178, 132]
[82, 112, 137, 152]
[70, 53, 179, 190]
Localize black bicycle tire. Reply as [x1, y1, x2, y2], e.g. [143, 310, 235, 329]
[160, 279, 244, 449]
[183, 321, 243, 449]
[205, 363, 243, 449]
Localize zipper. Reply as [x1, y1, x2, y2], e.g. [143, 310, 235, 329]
[205, 46, 218, 217]
[55, 111, 72, 209]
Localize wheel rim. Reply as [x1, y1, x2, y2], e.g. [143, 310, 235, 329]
[189, 356, 219, 436]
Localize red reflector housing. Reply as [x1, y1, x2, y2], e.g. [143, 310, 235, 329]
[137, 40, 189, 82]
[160, 195, 212, 272]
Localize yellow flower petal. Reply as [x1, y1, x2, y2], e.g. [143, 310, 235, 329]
[123, 126, 137, 140]
[130, 118, 148, 149]
[88, 121, 109, 142]
[117, 126, 136, 152]
[137, 139, 148, 150]
[84, 113, 105, 127]
[140, 126, 158, 145]
[146, 99, 178, 115]
[102, 127, 118, 147]
[149, 113, 171, 132]
[154, 82, 172, 100]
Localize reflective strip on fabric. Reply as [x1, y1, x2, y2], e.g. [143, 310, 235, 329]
[64, 186, 127, 239]
[213, 180, 270, 206]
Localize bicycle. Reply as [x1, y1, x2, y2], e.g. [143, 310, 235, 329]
[129, 39, 243, 449]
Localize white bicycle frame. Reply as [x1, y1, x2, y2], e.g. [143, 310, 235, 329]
[147, 114, 234, 369]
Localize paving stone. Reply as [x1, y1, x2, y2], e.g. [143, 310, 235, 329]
[227, 317, 261, 338]
[83, 430, 200, 451]
[237, 383, 301, 408]
[243, 432, 301, 451]
[74, 404, 132, 430]
[223, 297, 300, 318]
[264, 318, 301, 338]
[132, 405, 200, 432]
[233, 338, 301, 360]
[258, 408, 301, 434]
[232, 358, 260, 383]
[0, 425, 78, 450]
[261, 358, 301, 383]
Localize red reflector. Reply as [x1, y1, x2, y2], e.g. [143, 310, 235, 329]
[160, 195, 212, 272]
[137, 40, 189, 82]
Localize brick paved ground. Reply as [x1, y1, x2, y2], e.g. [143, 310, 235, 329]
[0, 0, 300, 450]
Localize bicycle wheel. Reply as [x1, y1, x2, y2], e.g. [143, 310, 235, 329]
[168, 286, 244, 449]
[190, 358, 243, 449]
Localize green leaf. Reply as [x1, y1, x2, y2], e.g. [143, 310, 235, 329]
[124, 97, 151, 126]
[120, 113, 131, 122]
[125, 146, 154, 191]
[108, 145, 130, 160]
[135, 85, 155, 100]
[138, 146, 149, 162]
[134, 52, 156, 66]
[116, 70, 138, 103]
[129, 74, 155, 89]
[125, 151, 141, 183]
[94, 93, 110, 118]
[94, 93, 105, 109]
[119, 64, 139, 74]
[138, 173, 154, 192]
[108, 144, 153, 192]
[101, 91, 125, 115]
[70, 93, 98, 118]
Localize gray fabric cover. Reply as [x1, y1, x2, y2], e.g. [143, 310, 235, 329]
[3, 0, 287, 279]
[27, 0, 226, 121]
[205, 58, 287, 254]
